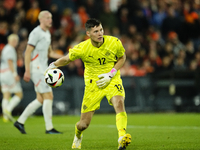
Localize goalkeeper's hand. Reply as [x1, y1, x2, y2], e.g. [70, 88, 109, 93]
[44, 62, 57, 75]
[96, 68, 117, 88]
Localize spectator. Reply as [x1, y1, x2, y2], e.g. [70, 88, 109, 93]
[151, 5, 167, 29]
[99, 3, 118, 33]
[130, 9, 149, 33]
[77, 6, 89, 29]
[160, 42, 174, 61]
[173, 56, 187, 70]
[189, 59, 198, 71]
[120, 59, 146, 77]
[25, 0, 40, 32]
[167, 31, 185, 57]
[109, 0, 121, 13]
[50, 4, 61, 29]
[158, 55, 173, 72]
[194, 50, 200, 68]
[145, 41, 162, 71]
[161, 5, 182, 39]
[3, 0, 15, 11]
[8, 0, 24, 24]
[112, 26, 121, 38]
[57, 36, 67, 54]
[185, 40, 195, 62]
[117, 6, 129, 35]
[0, 6, 8, 22]
[83, 0, 103, 18]
[140, 0, 152, 20]
[60, 8, 75, 37]
[127, 24, 137, 38]
[10, 23, 20, 35]
[141, 59, 154, 74]
[0, 21, 9, 44]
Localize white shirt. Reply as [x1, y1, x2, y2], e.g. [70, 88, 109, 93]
[0, 44, 17, 71]
[28, 26, 51, 74]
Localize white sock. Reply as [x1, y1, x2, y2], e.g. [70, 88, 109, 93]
[2, 98, 9, 118]
[7, 95, 21, 112]
[18, 99, 42, 124]
[42, 99, 53, 130]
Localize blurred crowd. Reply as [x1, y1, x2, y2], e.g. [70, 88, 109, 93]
[0, 0, 200, 77]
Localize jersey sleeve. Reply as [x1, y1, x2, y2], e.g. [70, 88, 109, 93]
[4, 47, 15, 61]
[69, 44, 83, 61]
[28, 30, 39, 47]
[116, 39, 125, 58]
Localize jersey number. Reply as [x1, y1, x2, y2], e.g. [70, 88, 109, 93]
[114, 84, 123, 93]
[98, 58, 106, 65]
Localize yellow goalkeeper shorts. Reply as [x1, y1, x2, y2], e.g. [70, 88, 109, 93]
[81, 78, 125, 113]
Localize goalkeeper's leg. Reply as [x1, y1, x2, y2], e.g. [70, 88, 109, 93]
[111, 96, 131, 150]
[72, 111, 94, 149]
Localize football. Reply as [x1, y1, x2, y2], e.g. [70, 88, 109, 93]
[45, 68, 64, 88]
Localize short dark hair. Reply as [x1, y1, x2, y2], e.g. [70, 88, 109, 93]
[85, 18, 101, 31]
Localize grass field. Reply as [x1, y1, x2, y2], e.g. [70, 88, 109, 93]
[0, 113, 200, 150]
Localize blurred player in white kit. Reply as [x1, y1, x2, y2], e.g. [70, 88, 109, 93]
[0, 34, 23, 123]
[14, 10, 62, 134]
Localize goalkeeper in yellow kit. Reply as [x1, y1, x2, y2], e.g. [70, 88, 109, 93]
[46, 18, 131, 150]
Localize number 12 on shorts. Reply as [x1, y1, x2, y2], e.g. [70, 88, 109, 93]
[114, 84, 123, 93]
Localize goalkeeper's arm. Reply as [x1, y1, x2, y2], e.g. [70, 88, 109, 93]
[113, 53, 126, 71]
[45, 54, 72, 73]
[54, 54, 72, 67]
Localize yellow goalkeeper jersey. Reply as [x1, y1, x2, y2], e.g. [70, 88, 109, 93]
[69, 35, 125, 85]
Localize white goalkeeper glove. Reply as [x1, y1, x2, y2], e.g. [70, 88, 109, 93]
[96, 68, 117, 88]
[44, 62, 57, 75]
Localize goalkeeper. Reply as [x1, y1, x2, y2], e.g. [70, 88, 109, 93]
[47, 18, 131, 150]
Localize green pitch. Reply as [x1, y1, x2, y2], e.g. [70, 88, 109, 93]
[0, 113, 200, 150]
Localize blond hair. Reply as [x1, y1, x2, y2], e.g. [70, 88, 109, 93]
[38, 10, 50, 20]
[8, 34, 19, 42]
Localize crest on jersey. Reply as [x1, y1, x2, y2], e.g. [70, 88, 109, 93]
[105, 51, 110, 56]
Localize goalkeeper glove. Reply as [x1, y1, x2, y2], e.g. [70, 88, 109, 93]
[96, 68, 117, 88]
[44, 62, 57, 75]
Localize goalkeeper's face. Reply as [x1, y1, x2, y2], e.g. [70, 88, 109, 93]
[87, 24, 104, 44]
